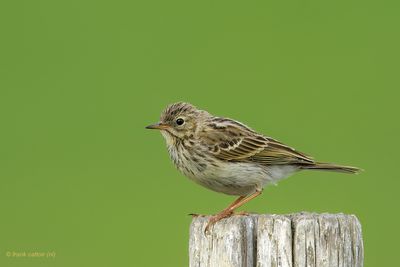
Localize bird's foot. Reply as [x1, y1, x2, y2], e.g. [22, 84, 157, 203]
[204, 209, 234, 234]
[235, 211, 252, 216]
[190, 211, 250, 218]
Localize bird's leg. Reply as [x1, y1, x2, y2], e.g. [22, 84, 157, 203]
[204, 196, 245, 233]
[190, 196, 245, 218]
[226, 190, 262, 213]
[205, 190, 262, 233]
[221, 195, 246, 213]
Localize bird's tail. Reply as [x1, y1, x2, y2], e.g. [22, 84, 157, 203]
[301, 162, 362, 174]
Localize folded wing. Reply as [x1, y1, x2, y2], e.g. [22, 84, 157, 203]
[201, 118, 314, 166]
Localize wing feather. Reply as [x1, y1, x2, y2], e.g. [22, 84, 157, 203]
[201, 118, 314, 165]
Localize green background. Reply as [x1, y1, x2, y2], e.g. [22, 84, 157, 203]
[0, 0, 398, 266]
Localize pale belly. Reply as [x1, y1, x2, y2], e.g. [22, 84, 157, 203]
[188, 162, 270, 195]
[167, 144, 298, 196]
[178, 156, 297, 196]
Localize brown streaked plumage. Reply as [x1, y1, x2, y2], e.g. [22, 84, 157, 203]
[146, 102, 361, 232]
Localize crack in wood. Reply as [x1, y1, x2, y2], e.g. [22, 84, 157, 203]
[189, 212, 363, 267]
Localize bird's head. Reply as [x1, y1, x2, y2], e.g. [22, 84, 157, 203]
[146, 102, 208, 144]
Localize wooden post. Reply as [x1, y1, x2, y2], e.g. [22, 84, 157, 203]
[189, 212, 363, 267]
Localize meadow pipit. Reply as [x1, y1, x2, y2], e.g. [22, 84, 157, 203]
[146, 102, 360, 232]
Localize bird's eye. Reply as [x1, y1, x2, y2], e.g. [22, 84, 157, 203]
[176, 118, 184, 125]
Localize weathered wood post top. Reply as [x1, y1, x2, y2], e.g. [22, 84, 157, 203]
[190, 212, 363, 267]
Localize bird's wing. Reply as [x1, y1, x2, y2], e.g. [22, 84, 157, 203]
[200, 118, 314, 165]
[249, 138, 314, 165]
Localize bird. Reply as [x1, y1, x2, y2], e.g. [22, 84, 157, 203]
[146, 102, 360, 232]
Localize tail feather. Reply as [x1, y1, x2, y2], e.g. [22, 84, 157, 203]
[301, 162, 362, 174]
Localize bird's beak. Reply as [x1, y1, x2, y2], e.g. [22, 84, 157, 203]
[145, 122, 170, 130]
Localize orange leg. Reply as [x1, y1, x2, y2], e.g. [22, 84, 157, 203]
[222, 195, 246, 212]
[205, 190, 262, 233]
[190, 196, 245, 217]
[227, 190, 262, 212]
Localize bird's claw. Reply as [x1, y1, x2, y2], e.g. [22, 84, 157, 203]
[236, 211, 253, 216]
[204, 210, 234, 234]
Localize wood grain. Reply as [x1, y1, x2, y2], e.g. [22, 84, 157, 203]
[189, 212, 363, 267]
